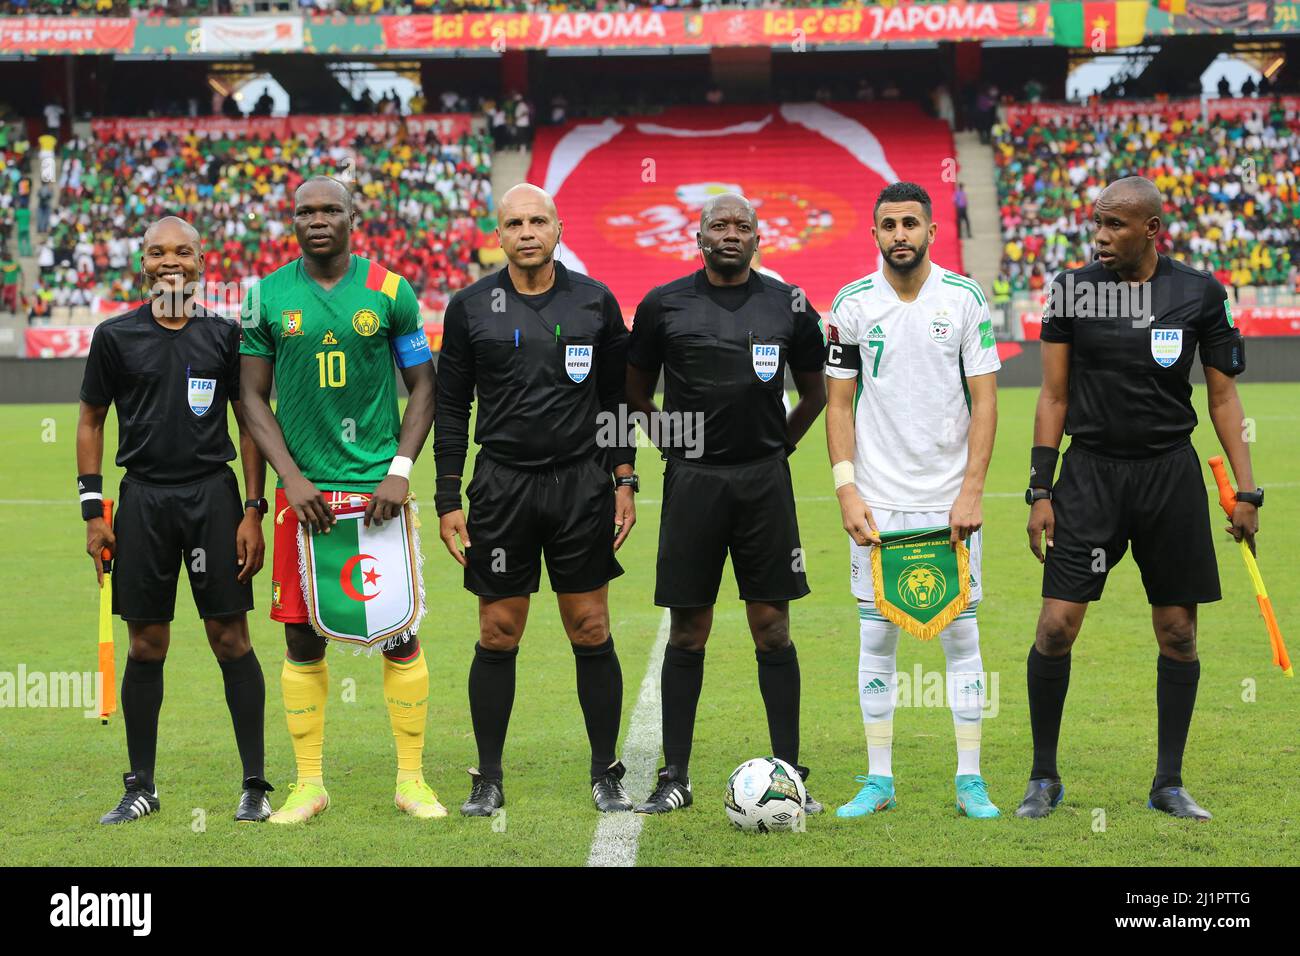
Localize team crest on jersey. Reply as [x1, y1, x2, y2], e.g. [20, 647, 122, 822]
[564, 344, 593, 383]
[352, 309, 380, 337]
[929, 309, 954, 344]
[187, 376, 216, 416]
[752, 343, 780, 382]
[281, 310, 303, 337]
[322, 330, 338, 346]
[1150, 328, 1183, 368]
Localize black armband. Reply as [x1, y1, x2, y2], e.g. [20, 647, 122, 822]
[1029, 446, 1059, 490]
[1201, 331, 1245, 377]
[78, 474, 104, 521]
[435, 476, 463, 516]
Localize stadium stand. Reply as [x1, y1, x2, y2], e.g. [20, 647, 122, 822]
[993, 104, 1300, 297]
[30, 121, 494, 320]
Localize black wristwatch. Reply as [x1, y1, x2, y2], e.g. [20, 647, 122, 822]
[1236, 488, 1264, 508]
[245, 497, 268, 517]
[1025, 488, 1052, 505]
[614, 474, 640, 493]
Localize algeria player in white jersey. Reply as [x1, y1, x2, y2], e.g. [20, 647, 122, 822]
[824, 182, 1002, 819]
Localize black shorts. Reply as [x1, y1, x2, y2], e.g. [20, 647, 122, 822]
[1043, 442, 1220, 606]
[655, 453, 810, 607]
[112, 467, 254, 623]
[464, 454, 623, 598]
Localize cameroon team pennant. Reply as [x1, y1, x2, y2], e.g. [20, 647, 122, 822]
[298, 497, 426, 648]
[870, 527, 971, 641]
[1051, 1, 1149, 47]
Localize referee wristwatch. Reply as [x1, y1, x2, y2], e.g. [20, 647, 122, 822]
[1025, 488, 1052, 505]
[245, 497, 268, 517]
[614, 474, 640, 493]
[1236, 488, 1264, 508]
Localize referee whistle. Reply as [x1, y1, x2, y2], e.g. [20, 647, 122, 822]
[1208, 456, 1292, 677]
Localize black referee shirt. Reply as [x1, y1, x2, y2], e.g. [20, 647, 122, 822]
[1040, 255, 1242, 459]
[434, 260, 634, 477]
[627, 269, 825, 465]
[80, 303, 240, 484]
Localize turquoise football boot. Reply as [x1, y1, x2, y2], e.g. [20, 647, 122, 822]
[835, 774, 897, 818]
[955, 774, 1001, 819]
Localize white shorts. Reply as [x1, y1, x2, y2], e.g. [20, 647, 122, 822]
[849, 509, 983, 607]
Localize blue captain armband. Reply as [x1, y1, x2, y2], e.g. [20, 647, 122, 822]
[392, 329, 433, 368]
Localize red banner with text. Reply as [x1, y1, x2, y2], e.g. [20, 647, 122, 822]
[1006, 96, 1300, 127]
[0, 17, 134, 53]
[90, 114, 474, 142]
[381, 4, 1049, 51]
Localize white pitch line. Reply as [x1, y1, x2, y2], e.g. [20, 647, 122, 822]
[586, 607, 671, 868]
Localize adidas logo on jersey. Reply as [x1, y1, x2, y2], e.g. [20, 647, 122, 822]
[866, 324, 886, 340]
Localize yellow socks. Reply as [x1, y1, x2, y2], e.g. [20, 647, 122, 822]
[282, 657, 328, 786]
[383, 648, 429, 785]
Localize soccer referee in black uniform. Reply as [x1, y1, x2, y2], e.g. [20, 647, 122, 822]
[1019, 177, 1260, 821]
[434, 183, 638, 816]
[77, 216, 273, 824]
[625, 192, 827, 815]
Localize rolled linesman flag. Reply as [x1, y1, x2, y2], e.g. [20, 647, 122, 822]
[298, 497, 426, 648]
[870, 526, 972, 641]
[1208, 456, 1292, 678]
[97, 498, 117, 724]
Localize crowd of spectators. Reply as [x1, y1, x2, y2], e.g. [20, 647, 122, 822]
[993, 101, 1300, 296]
[27, 122, 493, 319]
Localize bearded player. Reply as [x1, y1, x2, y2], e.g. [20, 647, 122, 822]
[825, 183, 1002, 819]
[239, 176, 440, 823]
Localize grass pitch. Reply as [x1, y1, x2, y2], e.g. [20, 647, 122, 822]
[1, 384, 1296, 866]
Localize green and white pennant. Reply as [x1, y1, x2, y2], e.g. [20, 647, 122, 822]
[298, 497, 426, 647]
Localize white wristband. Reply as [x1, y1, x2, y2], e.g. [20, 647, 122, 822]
[832, 460, 856, 490]
[388, 455, 413, 480]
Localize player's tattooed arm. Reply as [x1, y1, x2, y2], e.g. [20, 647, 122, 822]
[1027, 342, 1070, 562]
[826, 375, 879, 546]
[1205, 366, 1259, 553]
[368, 360, 435, 527]
[238, 355, 334, 534]
[76, 400, 114, 586]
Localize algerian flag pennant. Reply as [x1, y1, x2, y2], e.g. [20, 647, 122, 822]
[298, 498, 425, 647]
[870, 526, 971, 641]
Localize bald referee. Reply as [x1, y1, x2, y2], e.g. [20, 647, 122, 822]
[434, 183, 637, 816]
[1019, 177, 1260, 821]
[626, 192, 827, 815]
[77, 216, 272, 824]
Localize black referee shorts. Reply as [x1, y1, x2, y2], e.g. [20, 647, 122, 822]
[112, 467, 254, 623]
[464, 454, 623, 598]
[655, 453, 810, 608]
[1043, 442, 1220, 606]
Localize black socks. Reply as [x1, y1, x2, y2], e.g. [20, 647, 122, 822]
[756, 642, 800, 769]
[219, 648, 266, 782]
[121, 656, 164, 791]
[1026, 646, 1071, 780]
[468, 642, 518, 781]
[573, 636, 623, 779]
[660, 644, 705, 781]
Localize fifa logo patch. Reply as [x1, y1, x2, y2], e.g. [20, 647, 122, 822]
[1150, 328, 1183, 368]
[352, 309, 380, 337]
[752, 343, 779, 382]
[565, 344, 593, 383]
[187, 376, 216, 416]
[282, 310, 303, 337]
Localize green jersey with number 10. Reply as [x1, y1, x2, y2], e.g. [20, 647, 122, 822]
[240, 254, 429, 489]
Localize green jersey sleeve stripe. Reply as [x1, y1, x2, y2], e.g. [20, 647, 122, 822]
[832, 278, 874, 313]
[941, 274, 987, 307]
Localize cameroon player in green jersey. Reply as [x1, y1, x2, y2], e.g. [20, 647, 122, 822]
[239, 177, 441, 823]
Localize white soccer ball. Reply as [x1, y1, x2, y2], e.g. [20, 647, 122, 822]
[725, 757, 807, 833]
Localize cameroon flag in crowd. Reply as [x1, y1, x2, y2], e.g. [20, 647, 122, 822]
[1051, 1, 1150, 47]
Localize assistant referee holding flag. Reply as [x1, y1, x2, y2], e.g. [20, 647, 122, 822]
[1019, 176, 1260, 821]
[77, 216, 271, 824]
[626, 192, 827, 815]
[435, 183, 638, 816]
